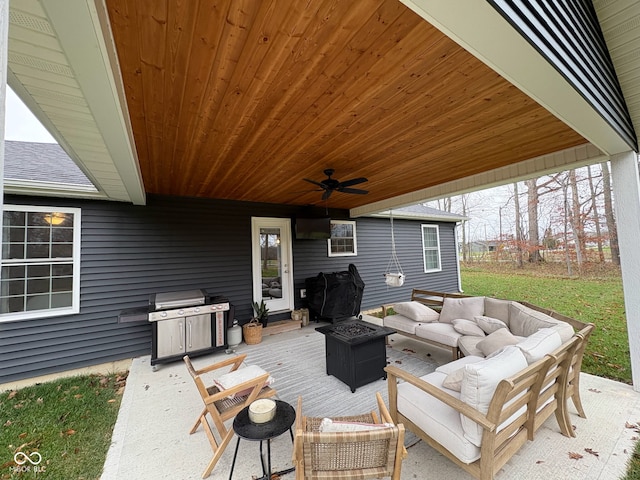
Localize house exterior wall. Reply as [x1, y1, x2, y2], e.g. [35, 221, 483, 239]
[0, 194, 460, 383]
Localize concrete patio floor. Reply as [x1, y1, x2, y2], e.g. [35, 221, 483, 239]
[101, 325, 640, 480]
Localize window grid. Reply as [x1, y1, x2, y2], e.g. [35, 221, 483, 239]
[328, 220, 357, 257]
[1, 207, 79, 321]
[422, 224, 442, 272]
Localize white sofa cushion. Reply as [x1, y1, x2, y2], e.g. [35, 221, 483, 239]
[392, 301, 440, 322]
[476, 328, 519, 357]
[483, 297, 511, 324]
[474, 315, 508, 334]
[439, 296, 485, 324]
[436, 355, 484, 375]
[509, 303, 574, 341]
[516, 327, 562, 364]
[214, 365, 274, 398]
[452, 318, 485, 337]
[319, 418, 393, 432]
[460, 346, 528, 446]
[383, 314, 420, 334]
[397, 371, 481, 464]
[415, 322, 462, 347]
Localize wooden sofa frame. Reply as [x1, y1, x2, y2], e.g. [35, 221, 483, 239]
[381, 289, 468, 360]
[386, 356, 552, 480]
[385, 334, 584, 480]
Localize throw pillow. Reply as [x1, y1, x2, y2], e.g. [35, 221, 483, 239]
[392, 301, 440, 322]
[318, 418, 393, 432]
[442, 367, 465, 391]
[516, 328, 562, 364]
[439, 296, 485, 324]
[451, 318, 486, 337]
[476, 328, 519, 357]
[508, 303, 574, 341]
[475, 315, 508, 334]
[214, 365, 274, 398]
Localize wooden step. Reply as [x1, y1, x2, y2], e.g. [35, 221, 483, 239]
[263, 319, 302, 336]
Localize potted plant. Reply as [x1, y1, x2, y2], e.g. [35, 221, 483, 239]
[252, 299, 270, 328]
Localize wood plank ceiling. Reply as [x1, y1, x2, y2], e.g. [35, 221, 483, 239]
[105, 0, 586, 210]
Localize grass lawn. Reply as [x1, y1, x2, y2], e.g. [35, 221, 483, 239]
[460, 262, 630, 384]
[0, 373, 126, 480]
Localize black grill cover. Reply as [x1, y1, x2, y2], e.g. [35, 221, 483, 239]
[305, 264, 365, 323]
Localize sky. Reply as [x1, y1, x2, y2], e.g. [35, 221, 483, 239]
[4, 86, 56, 143]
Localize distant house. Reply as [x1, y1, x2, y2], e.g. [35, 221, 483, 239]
[0, 141, 465, 384]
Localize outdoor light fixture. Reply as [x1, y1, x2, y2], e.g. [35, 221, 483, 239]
[43, 212, 66, 225]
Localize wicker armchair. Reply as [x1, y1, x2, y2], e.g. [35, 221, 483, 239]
[292, 392, 406, 479]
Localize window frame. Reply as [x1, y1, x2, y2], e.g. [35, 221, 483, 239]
[421, 224, 442, 273]
[1, 204, 81, 322]
[327, 220, 358, 257]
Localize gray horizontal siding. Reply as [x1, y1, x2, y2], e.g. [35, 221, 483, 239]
[293, 217, 460, 310]
[0, 195, 460, 383]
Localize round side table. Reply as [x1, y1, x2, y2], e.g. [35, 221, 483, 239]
[229, 399, 296, 480]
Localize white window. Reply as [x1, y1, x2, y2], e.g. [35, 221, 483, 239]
[1, 205, 81, 322]
[328, 220, 357, 257]
[421, 224, 442, 272]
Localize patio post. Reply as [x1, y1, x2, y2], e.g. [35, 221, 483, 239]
[610, 151, 640, 391]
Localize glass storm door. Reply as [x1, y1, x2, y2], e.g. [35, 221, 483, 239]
[251, 218, 293, 314]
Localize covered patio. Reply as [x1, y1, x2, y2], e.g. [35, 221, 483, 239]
[101, 325, 640, 480]
[4, 0, 640, 389]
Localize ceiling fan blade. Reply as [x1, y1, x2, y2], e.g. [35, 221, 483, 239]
[338, 177, 368, 188]
[303, 178, 328, 189]
[340, 187, 369, 195]
[322, 189, 333, 200]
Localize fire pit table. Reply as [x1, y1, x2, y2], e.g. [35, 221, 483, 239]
[316, 319, 396, 392]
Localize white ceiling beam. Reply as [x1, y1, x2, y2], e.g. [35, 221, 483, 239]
[351, 143, 607, 217]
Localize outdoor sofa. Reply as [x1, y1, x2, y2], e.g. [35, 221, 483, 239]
[382, 289, 594, 480]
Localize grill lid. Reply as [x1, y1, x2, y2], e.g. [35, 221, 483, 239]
[152, 289, 206, 310]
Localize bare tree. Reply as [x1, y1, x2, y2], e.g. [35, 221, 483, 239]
[587, 165, 605, 262]
[524, 176, 563, 263]
[513, 182, 524, 267]
[561, 178, 573, 276]
[601, 161, 620, 265]
[568, 170, 585, 268]
[525, 178, 542, 263]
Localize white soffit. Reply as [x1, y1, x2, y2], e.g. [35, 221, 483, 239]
[7, 0, 145, 204]
[351, 143, 607, 217]
[594, 0, 640, 148]
[400, 0, 632, 156]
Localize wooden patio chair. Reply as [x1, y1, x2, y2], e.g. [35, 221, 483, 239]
[183, 354, 277, 478]
[292, 392, 406, 480]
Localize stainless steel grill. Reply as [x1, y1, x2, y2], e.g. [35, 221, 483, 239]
[148, 289, 230, 367]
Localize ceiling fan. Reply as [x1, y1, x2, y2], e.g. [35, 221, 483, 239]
[303, 169, 369, 200]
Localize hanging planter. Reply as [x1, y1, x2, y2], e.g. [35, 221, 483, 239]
[384, 272, 405, 287]
[384, 210, 405, 287]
